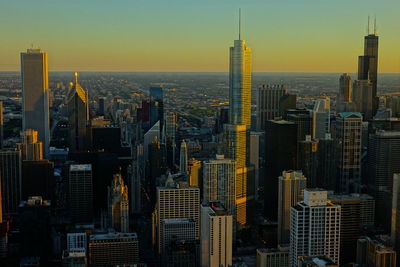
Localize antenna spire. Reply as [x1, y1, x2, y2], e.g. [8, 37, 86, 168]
[367, 15, 370, 35]
[239, 8, 241, 40]
[374, 15, 377, 35]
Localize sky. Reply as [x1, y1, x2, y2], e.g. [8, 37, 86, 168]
[0, 0, 399, 73]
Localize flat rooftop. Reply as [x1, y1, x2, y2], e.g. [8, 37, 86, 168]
[90, 232, 137, 241]
[70, 164, 92, 171]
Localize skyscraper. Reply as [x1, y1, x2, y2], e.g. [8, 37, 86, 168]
[312, 98, 330, 140]
[0, 102, 3, 149]
[68, 72, 89, 152]
[68, 164, 93, 223]
[0, 149, 22, 216]
[200, 202, 233, 267]
[357, 19, 379, 115]
[224, 12, 253, 226]
[21, 48, 50, 156]
[203, 155, 236, 219]
[108, 173, 129, 233]
[264, 120, 297, 220]
[336, 112, 362, 193]
[353, 79, 374, 120]
[17, 129, 43, 161]
[188, 158, 201, 187]
[256, 84, 287, 131]
[368, 131, 400, 231]
[339, 73, 352, 104]
[290, 189, 341, 267]
[179, 139, 188, 174]
[277, 170, 306, 245]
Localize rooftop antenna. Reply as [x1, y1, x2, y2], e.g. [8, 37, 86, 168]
[239, 8, 241, 40]
[374, 15, 377, 35]
[367, 15, 370, 35]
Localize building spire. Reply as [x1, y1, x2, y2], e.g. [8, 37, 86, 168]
[239, 8, 241, 40]
[367, 15, 370, 35]
[74, 72, 79, 85]
[374, 15, 377, 35]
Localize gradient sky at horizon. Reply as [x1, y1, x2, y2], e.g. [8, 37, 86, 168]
[0, 0, 399, 73]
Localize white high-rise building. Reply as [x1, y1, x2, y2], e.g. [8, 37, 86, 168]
[277, 170, 306, 245]
[290, 189, 341, 267]
[152, 183, 200, 254]
[201, 202, 233, 267]
[21, 48, 50, 156]
[312, 98, 330, 140]
[203, 155, 236, 218]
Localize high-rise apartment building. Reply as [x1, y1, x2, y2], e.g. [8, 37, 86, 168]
[0, 149, 22, 215]
[336, 112, 362, 193]
[277, 170, 306, 245]
[108, 173, 129, 232]
[68, 72, 89, 152]
[89, 232, 139, 266]
[17, 129, 43, 160]
[368, 131, 400, 231]
[200, 202, 233, 267]
[68, 164, 93, 223]
[256, 84, 287, 131]
[153, 184, 200, 254]
[329, 193, 375, 265]
[290, 189, 341, 267]
[21, 48, 50, 156]
[203, 155, 236, 219]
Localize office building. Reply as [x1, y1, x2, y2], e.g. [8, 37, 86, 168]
[336, 112, 362, 193]
[287, 112, 312, 142]
[179, 139, 188, 174]
[356, 236, 396, 267]
[144, 120, 160, 162]
[200, 202, 233, 267]
[21, 160, 54, 201]
[316, 134, 337, 191]
[264, 120, 297, 221]
[297, 256, 338, 267]
[17, 129, 43, 161]
[329, 193, 375, 265]
[312, 98, 330, 140]
[130, 144, 143, 214]
[188, 158, 201, 187]
[164, 111, 177, 168]
[0, 102, 3, 149]
[277, 170, 306, 245]
[67, 233, 87, 251]
[297, 136, 318, 187]
[162, 218, 196, 254]
[353, 79, 374, 120]
[19, 196, 51, 260]
[149, 87, 164, 130]
[62, 248, 87, 267]
[339, 73, 352, 104]
[108, 173, 129, 232]
[21, 48, 50, 155]
[290, 189, 341, 267]
[0, 149, 22, 215]
[0, 173, 8, 258]
[68, 72, 89, 152]
[203, 155, 236, 218]
[256, 247, 289, 267]
[153, 184, 200, 253]
[368, 131, 400, 231]
[68, 164, 93, 223]
[358, 22, 379, 115]
[256, 84, 287, 131]
[89, 232, 139, 266]
[391, 173, 400, 251]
